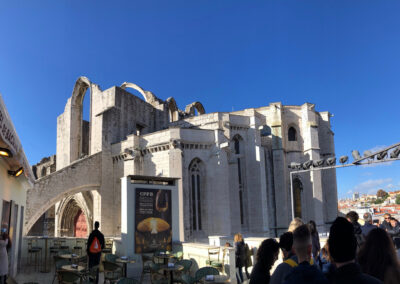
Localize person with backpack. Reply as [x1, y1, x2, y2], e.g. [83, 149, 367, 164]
[87, 221, 105, 282]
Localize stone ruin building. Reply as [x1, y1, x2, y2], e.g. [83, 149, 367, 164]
[26, 76, 338, 240]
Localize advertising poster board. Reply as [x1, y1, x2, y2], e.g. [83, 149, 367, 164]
[135, 188, 172, 253]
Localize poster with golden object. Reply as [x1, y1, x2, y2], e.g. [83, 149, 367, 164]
[135, 188, 172, 253]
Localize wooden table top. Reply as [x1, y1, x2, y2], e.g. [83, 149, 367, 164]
[202, 275, 230, 283]
[116, 258, 136, 264]
[159, 264, 184, 271]
[61, 264, 86, 272]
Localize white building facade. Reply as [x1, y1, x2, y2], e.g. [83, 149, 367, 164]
[26, 77, 338, 240]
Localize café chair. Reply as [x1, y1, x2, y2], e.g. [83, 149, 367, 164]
[52, 256, 71, 284]
[116, 278, 140, 284]
[104, 260, 123, 283]
[57, 270, 81, 284]
[194, 267, 219, 282]
[172, 259, 192, 283]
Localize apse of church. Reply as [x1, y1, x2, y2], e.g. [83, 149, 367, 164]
[26, 77, 338, 239]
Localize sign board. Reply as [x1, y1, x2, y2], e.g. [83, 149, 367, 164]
[120, 176, 180, 258]
[135, 188, 172, 253]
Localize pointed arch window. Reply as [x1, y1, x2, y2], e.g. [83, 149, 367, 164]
[293, 178, 303, 218]
[233, 136, 244, 225]
[189, 159, 203, 231]
[288, 127, 297, 141]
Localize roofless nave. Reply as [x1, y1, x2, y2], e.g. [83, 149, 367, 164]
[26, 76, 338, 240]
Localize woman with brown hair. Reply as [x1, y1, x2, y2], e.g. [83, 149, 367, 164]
[357, 227, 400, 284]
[234, 233, 246, 283]
[249, 238, 280, 284]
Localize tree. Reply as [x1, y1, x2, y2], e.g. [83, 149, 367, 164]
[374, 198, 384, 204]
[377, 189, 389, 199]
[396, 195, 400, 205]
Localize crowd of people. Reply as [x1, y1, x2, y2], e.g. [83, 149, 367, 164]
[244, 213, 400, 284]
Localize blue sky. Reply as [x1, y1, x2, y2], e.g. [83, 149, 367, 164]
[0, 1, 399, 198]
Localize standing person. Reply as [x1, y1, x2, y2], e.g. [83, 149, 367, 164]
[270, 232, 295, 284]
[234, 233, 246, 283]
[346, 211, 364, 248]
[87, 221, 105, 283]
[327, 217, 382, 284]
[316, 242, 335, 276]
[308, 220, 320, 258]
[283, 225, 328, 284]
[361, 213, 376, 238]
[358, 227, 400, 283]
[288, 217, 304, 232]
[380, 213, 392, 231]
[244, 242, 253, 279]
[387, 217, 400, 248]
[249, 238, 279, 284]
[0, 230, 9, 284]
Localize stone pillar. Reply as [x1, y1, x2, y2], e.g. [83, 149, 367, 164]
[245, 113, 269, 233]
[207, 130, 232, 236]
[301, 103, 324, 228]
[269, 103, 289, 232]
[168, 131, 185, 241]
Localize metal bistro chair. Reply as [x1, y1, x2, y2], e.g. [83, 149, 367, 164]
[210, 248, 228, 273]
[103, 260, 123, 284]
[59, 238, 70, 251]
[172, 259, 192, 283]
[27, 239, 42, 271]
[116, 278, 140, 284]
[52, 256, 72, 284]
[73, 239, 85, 256]
[206, 247, 221, 269]
[57, 270, 81, 284]
[195, 267, 219, 283]
[103, 239, 113, 254]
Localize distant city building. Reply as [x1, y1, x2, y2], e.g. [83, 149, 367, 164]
[26, 77, 338, 240]
[353, 192, 360, 200]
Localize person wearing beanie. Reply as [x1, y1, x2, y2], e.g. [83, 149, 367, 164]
[327, 217, 382, 284]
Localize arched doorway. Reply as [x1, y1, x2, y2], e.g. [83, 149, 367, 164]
[74, 209, 88, 237]
[293, 178, 303, 218]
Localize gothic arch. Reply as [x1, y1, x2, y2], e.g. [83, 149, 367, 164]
[293, 177, 303, 218]
[120, 82, 161, 104]
[57, 193, 92, 237]
[68, 76, 102, 161]
[188, 158, 205, 232]
[184, 102, 205, 116]
[166, 97, 179, 122]
[71, 76, 92, 106]
[287, 124, 299, 142]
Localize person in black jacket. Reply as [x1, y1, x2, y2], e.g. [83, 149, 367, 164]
[346, 211, 364, 248]
[380, 213, 392, 231]
[234, 233, 246, 283]
[87, 221, 105, 280]
[327, 217, 382, 284]
[249, 238, 279, 284]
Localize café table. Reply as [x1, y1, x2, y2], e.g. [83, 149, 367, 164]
[159, 263, 184, 284]
[116, 258, 136, 277]
[61, 264, 86, 273]
[202, 275, 230, 283]
[155, 252, 175, 265]
[60, 253, 80, 264]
